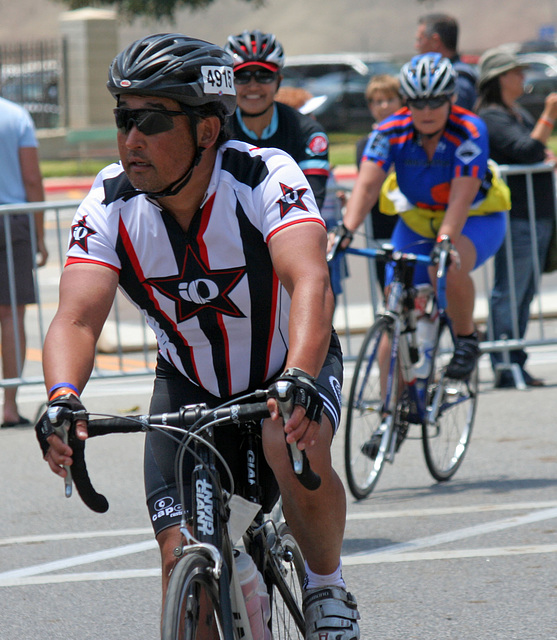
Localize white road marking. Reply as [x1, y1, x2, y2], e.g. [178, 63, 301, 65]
[1, 504, 556, 587]
[0, 539, 156, 583]
[3, 501, 553, 548]
[342, 544, 557, 566]
[350, 506, 557, 557]
[2, 543, 557, 587]
[345, 500, 557, 521]
[0, 528, 153, 547]
[1, 568, 161, 587]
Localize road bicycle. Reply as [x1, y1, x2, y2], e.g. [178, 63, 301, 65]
[340, 242, 478, 500]
[49, 381, 319, 640]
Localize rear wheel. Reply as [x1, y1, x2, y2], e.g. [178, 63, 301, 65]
[162, 552, 226, 640]
[344, 317, 398, 499]
[422, 321, 478, 481]
[265, 523, 306, 640]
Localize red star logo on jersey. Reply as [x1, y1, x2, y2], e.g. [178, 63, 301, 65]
[69, 215, 97, 253]
[276, 183, 309, 218]
[145, 246, 246, 323]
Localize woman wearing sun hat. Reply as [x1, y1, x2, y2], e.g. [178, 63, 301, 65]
[477, 46, 557, 388]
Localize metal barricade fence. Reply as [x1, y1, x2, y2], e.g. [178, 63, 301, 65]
[332, 162, 557, 387]
[0, 162, 554, 398]
[0, 200, 156, 400]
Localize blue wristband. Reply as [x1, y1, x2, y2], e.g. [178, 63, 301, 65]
[48, 382, 80, 399]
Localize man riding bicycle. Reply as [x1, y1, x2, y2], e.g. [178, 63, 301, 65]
[35, 33, 359, 640]
[331, 53, 509, 379]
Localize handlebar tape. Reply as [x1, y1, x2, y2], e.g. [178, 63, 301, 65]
[68, 428, 109, 513]
[272, 381, 322, 491]
[286, 443, 321, 491]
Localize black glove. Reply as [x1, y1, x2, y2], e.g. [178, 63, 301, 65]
[268, 367, 324, 423]
[327, 222, 354, 261]
[35, 393, 87, 457]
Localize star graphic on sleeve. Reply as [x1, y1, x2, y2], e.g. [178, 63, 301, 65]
[145, 246, 246, 323]
[276, 183, 309, 218]
[69, 215, 97, 253]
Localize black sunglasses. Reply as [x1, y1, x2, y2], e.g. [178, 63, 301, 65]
[113, 107, 187, 136]
[234, 69, 278, 85]
[407, 96, 449, 110]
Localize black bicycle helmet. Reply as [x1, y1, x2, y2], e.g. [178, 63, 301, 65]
[399, 53, 456, 100]
[107, 33, 236, 116]
[224, 30, 285, 71]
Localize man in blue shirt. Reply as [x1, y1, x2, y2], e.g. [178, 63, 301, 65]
[415, 14, 478, 111]
[0, 97, 48, 428]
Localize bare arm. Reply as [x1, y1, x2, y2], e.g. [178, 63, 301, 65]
[268, 221, 334, 446]
[42, 262, 119, 476]
[19, 146, 48, 267]
[269, 222, 334, 377]
[43, 262, 119, 390]
[531, 93, 557, 146]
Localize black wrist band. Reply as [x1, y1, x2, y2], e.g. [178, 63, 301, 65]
[281, 367, 316, 382]
[339, 222, 354, 241]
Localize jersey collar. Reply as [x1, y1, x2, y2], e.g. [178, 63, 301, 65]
[235, 105, 279, 140]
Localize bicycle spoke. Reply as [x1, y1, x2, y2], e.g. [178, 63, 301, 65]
[345, 318, 397, 499]
[422, 322, 477, 481]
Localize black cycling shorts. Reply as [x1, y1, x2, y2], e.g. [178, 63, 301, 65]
[144, 330, 343, 536]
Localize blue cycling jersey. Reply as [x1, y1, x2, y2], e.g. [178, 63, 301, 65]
[362, 105, 492, 210]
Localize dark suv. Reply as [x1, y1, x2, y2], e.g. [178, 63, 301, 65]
[1, 60, 60, 128]
[281, 53, 401, 132]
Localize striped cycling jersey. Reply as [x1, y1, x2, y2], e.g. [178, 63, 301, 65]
[65, 140, 326, 398]
[362, 105, 492, 211]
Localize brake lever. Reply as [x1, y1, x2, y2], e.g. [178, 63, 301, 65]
[437, 248, 448, 280]
[46, 405, 73, 498]
[326, 233, 344, 262]
[272, 380, 321, 490]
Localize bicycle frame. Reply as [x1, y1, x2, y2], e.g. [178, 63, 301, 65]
[173, 414, 270, 640]
[345, 245, 451, 424]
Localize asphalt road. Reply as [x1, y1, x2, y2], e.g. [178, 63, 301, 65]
[1, 347, 556, 640]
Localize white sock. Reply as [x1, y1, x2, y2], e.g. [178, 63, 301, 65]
[304, 560, 346, 590]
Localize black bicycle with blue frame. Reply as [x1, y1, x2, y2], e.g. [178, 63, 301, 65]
[338, 242, 478, 499]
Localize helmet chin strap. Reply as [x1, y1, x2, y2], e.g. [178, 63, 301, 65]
[145, 113, 204, 200]
[146, 147, 205, 200]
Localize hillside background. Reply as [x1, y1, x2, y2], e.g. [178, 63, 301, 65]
[2, 0, 557, 58]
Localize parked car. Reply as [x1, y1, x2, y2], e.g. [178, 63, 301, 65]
[281, 53, 401, 132]
[0, 59, 60, 128]
[516, 52, 557, 120]
[516, 52, 557, 77]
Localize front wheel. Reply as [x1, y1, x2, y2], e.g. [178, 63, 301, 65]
[422, 321, 478, 481]
[162, 551, 227, 640]
[344, 317, 398, 499]
[265, 523, 306, 639]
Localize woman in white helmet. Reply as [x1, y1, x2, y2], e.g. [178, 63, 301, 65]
[331, 53, 509, 380]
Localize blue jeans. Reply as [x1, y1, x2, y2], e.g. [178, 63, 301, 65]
[489, 217, 554, 369]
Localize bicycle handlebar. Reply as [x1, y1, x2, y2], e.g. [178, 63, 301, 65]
[65, 389, 321, 513]
[341, 244, 449, 310]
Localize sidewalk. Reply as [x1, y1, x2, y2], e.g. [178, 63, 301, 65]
[44, 176, 95, 200]
[42, 165, 359, 199]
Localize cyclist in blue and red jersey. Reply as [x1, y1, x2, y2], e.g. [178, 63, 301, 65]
[331, 53, 509, 379]
[224, 30, 330, 210]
